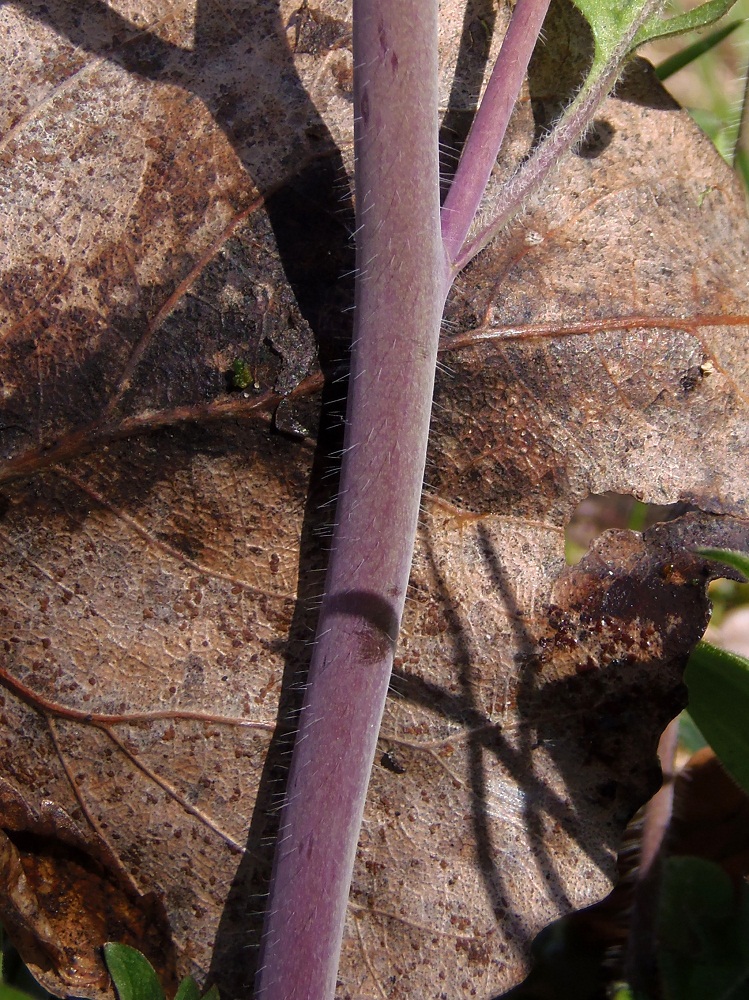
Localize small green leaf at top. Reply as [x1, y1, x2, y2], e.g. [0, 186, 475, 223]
[685, 641, 749, 797]
[632, 0, 740, 51]
[569, 0, 657, 69]
[657, 857, 749, 999]
[103, 944, 164, 1000]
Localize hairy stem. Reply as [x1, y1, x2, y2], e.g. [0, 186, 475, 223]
[453, 0, 666, 274]
[255, 2, 445, 997]
[441, 0, 552, 265]
[255, 0, 660, 992]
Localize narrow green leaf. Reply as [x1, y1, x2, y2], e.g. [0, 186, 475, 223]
[737, 145, 749, 192]
[626, 499, 648, 532]
[103, 944, 165, 1000]
[201, 986, 220, 1000]
[685, 641, 749, 796]
[733, 70, 749, 188]
[656, 19, 745, 79]
[174, 979, 201, 1000]
[698, 547, 749, 580]
[633, 0, 740, 50]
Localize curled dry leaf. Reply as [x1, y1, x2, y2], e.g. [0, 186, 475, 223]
[0, 1, 748, 997]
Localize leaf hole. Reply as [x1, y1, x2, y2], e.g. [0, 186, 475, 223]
[565, 493, 693, 565]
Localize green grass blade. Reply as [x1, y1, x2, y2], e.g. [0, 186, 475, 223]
[737, 145, 749, 190]
[655, 19, 745, 79]
[698, 547, 749, 579]
[685, 641, 749, 796]
[732, 64, 749, 184]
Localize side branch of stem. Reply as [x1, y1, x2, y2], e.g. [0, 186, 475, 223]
[441, 0, 552, 265]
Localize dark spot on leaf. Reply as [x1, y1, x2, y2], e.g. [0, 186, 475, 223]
[680, 365, 702, 393]
[157, 530, 203, 561]
[287, 5, 350, 56]
[576, 119, 615, 159]
[380, 751, 406, 775]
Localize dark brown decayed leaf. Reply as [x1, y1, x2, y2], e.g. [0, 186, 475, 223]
[0, 1, 748, 997]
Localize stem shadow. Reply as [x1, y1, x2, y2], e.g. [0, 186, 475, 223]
[8, 1, 354, 994]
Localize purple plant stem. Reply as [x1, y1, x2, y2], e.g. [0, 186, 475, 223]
[453, 0, 666, 274]
[255, 0, 625, 990]
[255, 2, 445, 997]
[441, 0, 552, 266]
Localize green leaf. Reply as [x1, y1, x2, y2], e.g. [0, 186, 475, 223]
[678, 710, 708, 755]
[655, 19, 745, 80]
[569, 0, 658, 70]
[567, 0, 738, 77]
[685, 641, 749, 796]
[174, 979, 201, 1000]
[737, 144, 749, 193]
[658, 857, 749, 1000]
[0, 986, 46, 1000]
[633, 0, 740, 50]
[173, 977, 217, 1000]
[733, 72, 749, 187]
[609, 985, 636, 1000]
[699, 547, 749, 580]
[103, 944, 165, 1000]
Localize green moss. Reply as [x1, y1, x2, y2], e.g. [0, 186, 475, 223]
[230, 358, 253, 391]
